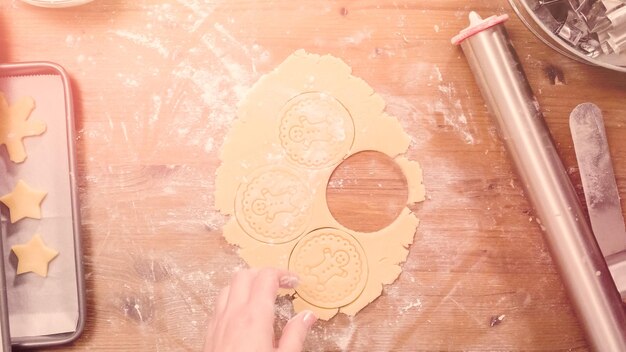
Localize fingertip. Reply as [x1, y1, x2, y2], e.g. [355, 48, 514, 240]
[301, 310, 317, 328]
[277, 310, 317, 352]
[278, 273, 300, 289]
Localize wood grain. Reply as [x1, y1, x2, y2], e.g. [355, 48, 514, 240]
[0, 0, 625, 351]
[327, 151, 409, 233]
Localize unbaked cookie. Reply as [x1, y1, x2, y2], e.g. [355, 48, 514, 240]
[0, 92, 46, 163]
[0, 179, 47, 223]
[215, 50, 425, 320]
[12, 234, 58, 277]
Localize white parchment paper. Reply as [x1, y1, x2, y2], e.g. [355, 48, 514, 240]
[0, 74, 79, 338]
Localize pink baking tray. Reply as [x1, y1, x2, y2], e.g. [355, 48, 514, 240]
[0, 62, 85, 348]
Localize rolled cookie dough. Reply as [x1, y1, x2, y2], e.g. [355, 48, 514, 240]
[0, 93, 46, 163]
[215, 50, 425, 320]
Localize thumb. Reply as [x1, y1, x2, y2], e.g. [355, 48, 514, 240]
[277, 310, 317, 352]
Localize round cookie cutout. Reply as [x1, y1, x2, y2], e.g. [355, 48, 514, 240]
[279, 92, 355, 169]
[235, 166, 313, 244]
[289, 228, 368, 309]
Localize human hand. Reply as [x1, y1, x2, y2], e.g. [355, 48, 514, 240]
[204, 268, 317, 352]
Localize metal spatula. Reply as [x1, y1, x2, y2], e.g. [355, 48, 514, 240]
[570, 102, 626, 296]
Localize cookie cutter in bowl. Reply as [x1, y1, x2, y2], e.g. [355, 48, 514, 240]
[509, 0, 626, 72]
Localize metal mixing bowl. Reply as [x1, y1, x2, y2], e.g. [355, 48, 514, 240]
[509, 0, 626, 73]
[20, 0, 94, 8]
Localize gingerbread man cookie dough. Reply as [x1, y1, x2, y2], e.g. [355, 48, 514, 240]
[215, 50, 425, 320]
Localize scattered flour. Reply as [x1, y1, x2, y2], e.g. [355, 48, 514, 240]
[328, 178, 345, 189]
[385, 62, 476, 145]
[398, 297, 422, 313]
[150, 95, 162, 126]
[340, 29, 374, 46]
[204, 137, 214, 153]
[433, 65, 443, 82]
[430, 68, 477, 145]
[333, 318, 356, 351]
[66, 34, 80, 48]
[110, 30, 171, 58]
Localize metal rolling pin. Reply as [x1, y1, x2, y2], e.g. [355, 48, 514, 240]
[452, 12, 626, 351]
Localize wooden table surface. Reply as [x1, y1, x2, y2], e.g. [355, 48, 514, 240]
[1, 0, 626, 351]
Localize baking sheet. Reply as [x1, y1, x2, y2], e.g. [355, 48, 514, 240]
[0, 74, 79, 338]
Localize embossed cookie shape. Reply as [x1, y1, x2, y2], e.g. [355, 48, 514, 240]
[235, 166, 313, 244]
[215, 50, 425, 320]
[289, 229, 368, 309]
[0, 93, 46, 163]
[279, 92, 355, 168]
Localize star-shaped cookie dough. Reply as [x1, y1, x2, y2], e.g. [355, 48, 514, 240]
[0, 92, 46, 163]
[12, 234, 59, 277]
[0, 180, 47, 223]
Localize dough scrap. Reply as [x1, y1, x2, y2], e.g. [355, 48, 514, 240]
[215, 50, 425, 320]
[0, 179, 47, 223]
[11, 234, 59, 277]
[0, 93, 46, 163]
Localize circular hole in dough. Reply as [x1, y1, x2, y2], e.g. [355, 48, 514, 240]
[326, 151, 408, 233]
